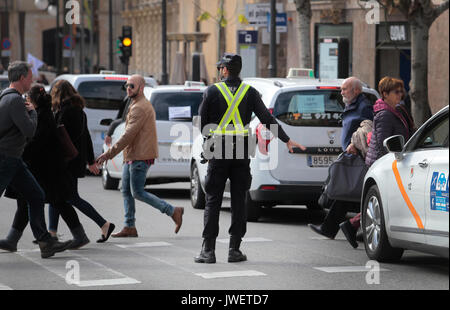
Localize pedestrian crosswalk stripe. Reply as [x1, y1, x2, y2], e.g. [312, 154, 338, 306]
[217, 237, 272, 243]
[115, 242, 172, 248]
[195, 270, 266, 279]
[0, 284, 13, 290]
[314, 266, 390, 273]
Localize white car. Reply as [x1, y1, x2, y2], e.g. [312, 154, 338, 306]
[361, 105, 449, 262]
[51, 74, 157, 159]
[190, 73, 379, 221]
[101, 82, 207, 190]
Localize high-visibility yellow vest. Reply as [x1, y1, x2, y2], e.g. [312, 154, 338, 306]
[212, 82, 251, 136]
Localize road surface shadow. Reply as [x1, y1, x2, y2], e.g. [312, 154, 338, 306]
[144, 188, 190, 200]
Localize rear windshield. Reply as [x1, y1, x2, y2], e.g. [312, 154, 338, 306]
[150, 92, 203, 121]
[77, 81, 126, 110]
[273, 90, 377, 127]
[0, 79, 9, 91]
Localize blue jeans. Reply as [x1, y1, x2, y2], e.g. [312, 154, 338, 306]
[122, 161, 175, 227]
[49, 176, 107, 231]
[0, 154, 51, 242]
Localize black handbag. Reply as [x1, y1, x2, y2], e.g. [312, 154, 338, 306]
[56, 124, 79, 162]
[318, 152, 368, 206]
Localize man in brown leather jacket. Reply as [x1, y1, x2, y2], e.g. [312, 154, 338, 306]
[97, 75, 184, 237]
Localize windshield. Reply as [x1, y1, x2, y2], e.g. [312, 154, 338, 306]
[273, 90, 377, 127]
[77, 81, 126, 110]
[150, 92, 204, 121]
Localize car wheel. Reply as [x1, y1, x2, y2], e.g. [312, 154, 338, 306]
[102, 163, 119, 190]
[191, 162, 206, 209]
[246, 192, 261, 222]
[362, 185, 404, 262]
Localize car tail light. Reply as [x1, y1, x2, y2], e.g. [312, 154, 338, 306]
[256, 123, 274, 155]
[316, 86, 341, 90]
[260, 185, 277, 191]
[268, 108, 274, 115]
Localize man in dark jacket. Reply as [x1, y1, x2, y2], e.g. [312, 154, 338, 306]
[308, 77, 374, 247]
[0, 61, 72, 258]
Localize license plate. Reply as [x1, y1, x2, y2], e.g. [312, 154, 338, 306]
[307, 155, 337, 167]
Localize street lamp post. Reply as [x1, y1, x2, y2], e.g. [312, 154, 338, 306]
[35, 0, 61, 75]
[269, 0, 277, 78]
[161, 0, 168, 85]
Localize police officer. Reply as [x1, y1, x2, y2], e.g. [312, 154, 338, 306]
[194, 53, 306, 264]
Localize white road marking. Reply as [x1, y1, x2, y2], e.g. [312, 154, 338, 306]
[16, 250, 141, 288]
[195, 270, 267, 279]
[217, 237, 272, 244]
[0, 284, 13, 290]
[115, 242, 172, 248]
[309, 237, 347, 241]
[314, 266, 390, 273]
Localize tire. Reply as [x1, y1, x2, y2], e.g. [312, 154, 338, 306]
[102, 163, 119, 190]
[362, 185, 404, 262]
[245, 192, 261, 222]
[191, 162, 206, 209]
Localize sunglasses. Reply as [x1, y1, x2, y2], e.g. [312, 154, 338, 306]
[125, 83, 135, 89]
[217, 66, 225, 71]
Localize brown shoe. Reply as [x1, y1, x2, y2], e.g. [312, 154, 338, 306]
[171, 207, 184, 234]
[111, 227, 138, 238]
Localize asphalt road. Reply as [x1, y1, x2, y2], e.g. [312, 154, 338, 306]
[0, 176, 448, 292]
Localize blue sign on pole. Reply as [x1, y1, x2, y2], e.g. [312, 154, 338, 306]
[238, 30, 258, 45]
[2, 38, 12, 50]
[266, 13, 288, 33]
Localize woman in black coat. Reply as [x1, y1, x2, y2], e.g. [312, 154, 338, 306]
[50, 80, 115, 243]
[0, 85, 89, 252]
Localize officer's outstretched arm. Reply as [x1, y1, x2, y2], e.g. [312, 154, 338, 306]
[286, 139, 306, 153]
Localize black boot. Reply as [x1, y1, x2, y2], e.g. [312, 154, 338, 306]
[68, 225, 90, 250]
[38, 238, 73, 259]
[0, 228, 22, 252]
[339, 220, 358, 249]
[194, 238, 216, 264]
[228, 236, 247, 263]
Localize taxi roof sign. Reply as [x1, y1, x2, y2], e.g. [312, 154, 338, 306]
[100, 70, 116, 75]
[287, 68, 315, 79]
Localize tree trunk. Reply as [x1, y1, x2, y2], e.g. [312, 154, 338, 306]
[410, 16, 432, 126]
[295, 0, 312, 68]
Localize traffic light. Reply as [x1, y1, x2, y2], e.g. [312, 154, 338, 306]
[119, 26, 132, 65]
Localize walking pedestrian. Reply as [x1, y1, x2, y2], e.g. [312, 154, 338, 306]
[308, 77, 374, 245]
[339, 77, 415, 248]
[96, 75, 184, 237]
[0, 85, 90, 251]
[193, 53, 306, 264]
[0, 61, 72, 258]
[50, 80, 115, 243]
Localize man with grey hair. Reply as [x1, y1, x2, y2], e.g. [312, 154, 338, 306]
[0, 61, 72, 258]
[308, 76, 373, 246]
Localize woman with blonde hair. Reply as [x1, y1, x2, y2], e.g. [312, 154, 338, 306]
[50, 80, 115, 243]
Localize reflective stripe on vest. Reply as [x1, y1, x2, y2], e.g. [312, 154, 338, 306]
[212, 82, 251, 136]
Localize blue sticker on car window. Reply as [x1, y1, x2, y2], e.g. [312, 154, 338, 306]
[430, 172, 449, 212]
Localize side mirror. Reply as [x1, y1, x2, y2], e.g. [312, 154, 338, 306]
[384, 135, 405, 160]
[100, 118, 113, 126]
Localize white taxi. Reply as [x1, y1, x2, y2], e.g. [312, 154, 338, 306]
[101, 82, 206, 190]
[190, 70, 379, 220]
[361, 105, 449, 262]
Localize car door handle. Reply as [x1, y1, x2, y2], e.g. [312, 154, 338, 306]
[418, 160, 429, 168]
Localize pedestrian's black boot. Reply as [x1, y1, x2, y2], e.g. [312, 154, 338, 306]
[68, 225, 90, 250]
[0, 228, 22, 252]
[194, 238, 216, 264]
[339, 220, 358, 249]
[228, 236, 247, 263]
[38, 238, 73, 259]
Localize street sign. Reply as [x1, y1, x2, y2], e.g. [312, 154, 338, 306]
[63, 35, 75, 49]
[245, 3, 284, 27]
[2, 38, 12, 50]
[238, 30, 258, 45]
